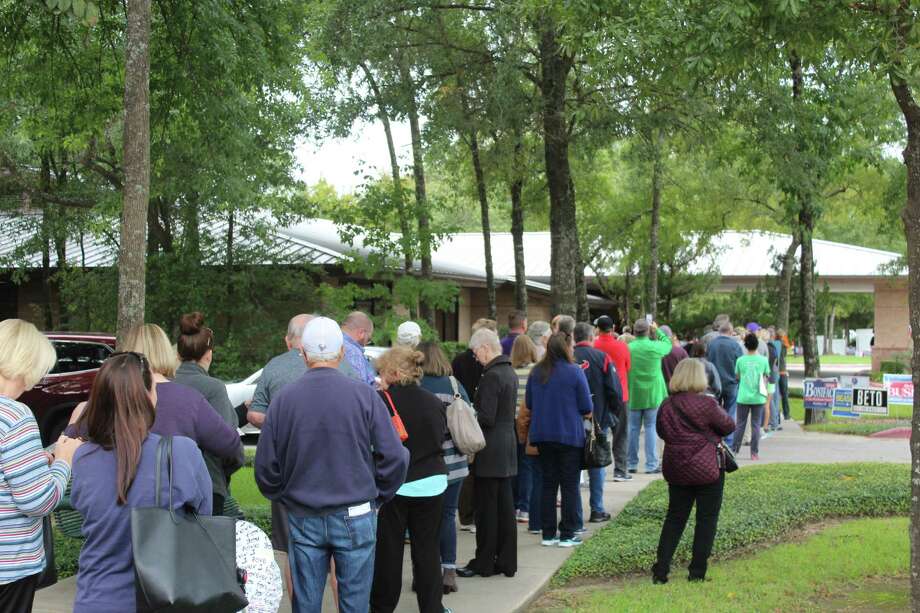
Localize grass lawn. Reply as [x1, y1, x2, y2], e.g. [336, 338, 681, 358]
[231, 466, 269, 509]
[787, 397, 911, 435]
[534, 517, 908, 612]
[786, 355, 872, 365]
[554, 463, 908, 586]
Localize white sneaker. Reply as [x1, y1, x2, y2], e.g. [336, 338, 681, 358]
[558, 537, 583, 547]
[516, 511, 529, 523]
[541, 538, 559, 547]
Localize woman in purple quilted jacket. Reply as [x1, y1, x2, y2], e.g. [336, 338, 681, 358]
[652, 358, 735, 584]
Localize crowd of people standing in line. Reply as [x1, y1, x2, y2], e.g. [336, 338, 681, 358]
[0, 306, 792, 613]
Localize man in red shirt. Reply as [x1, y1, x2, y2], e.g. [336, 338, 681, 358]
[593, 315, 632, 481]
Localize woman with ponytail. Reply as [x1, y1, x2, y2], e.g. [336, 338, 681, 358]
[173, 312, 239, 515]
[70, 353, 212, 613]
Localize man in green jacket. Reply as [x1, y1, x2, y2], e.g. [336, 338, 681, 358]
[627, 319, 672, 473]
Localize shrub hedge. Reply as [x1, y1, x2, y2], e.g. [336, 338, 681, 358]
[554, 462, 909, 586]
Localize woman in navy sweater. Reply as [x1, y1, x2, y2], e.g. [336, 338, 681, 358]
[525, 333, 593, 548]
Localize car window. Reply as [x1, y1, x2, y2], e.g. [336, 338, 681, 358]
[49, 341, 113, 374]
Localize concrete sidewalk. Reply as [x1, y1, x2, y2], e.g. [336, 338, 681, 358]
[33, 419, 909, 613]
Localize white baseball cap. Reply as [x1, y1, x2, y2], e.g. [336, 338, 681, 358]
[301, 317, 343, 360]
[396, 321, 422, 347]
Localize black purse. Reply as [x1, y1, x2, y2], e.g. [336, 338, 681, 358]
[131, 436, 248, 612]
[582, 418, 613, 469]
[35, 515, 57, 589]
[672, 401, 738, 474]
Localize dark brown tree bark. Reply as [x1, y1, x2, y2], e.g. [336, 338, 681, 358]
[776, 231, 800, 332]
[510, 172, 527, 314]
[888, 46, 920, 611]
[115, 0, 150, 348]
[39, 155, 54, 330]
[402, 65, 434, 325]
[789, 52, 821, 421]
[538, 16, 584, 317]
[623, 260, 633, 328]
[647, 130, 664, 319]
[361, 63, 412, 272]
[469, 127, 496, 320]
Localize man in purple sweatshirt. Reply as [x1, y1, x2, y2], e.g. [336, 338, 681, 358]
[255, 317, 409, 613]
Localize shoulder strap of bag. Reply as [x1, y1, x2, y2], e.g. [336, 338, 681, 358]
[154, 435, 176, 514]
[449, 376, 461, 398]
[382, 390, 399, 417]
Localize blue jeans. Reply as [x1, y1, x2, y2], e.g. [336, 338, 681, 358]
[528, 456, 543, 532]
[440, 480, 463, 568]
[627, 408, 659, 472]
[515, 444, 533, 513]
[589, 467, 606, 514]
[720, 384, 738, 448]
[288, 507, 377, 613]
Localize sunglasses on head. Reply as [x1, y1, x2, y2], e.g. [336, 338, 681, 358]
[109, 351, 150, 370]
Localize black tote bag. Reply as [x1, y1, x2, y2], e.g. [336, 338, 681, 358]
[131, 436, 247, 613]
[582, 418, 613, 469]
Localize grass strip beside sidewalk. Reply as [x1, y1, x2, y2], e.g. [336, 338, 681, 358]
[554, 463, 908, 586]
[536, 517, 908, 612]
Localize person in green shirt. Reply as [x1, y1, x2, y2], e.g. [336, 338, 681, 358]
[730, 333, 771, 460]
[627, 319, 673, 473]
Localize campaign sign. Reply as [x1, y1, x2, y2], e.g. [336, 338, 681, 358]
[803, 378, 838, 410]
[884, 374, 914, 406]
[832, 388, 858, 419]
[852, 387, 888, 416]
[840, 376, 870, 390]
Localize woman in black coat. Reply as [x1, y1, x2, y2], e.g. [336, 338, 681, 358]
[457, 328, 519, 579]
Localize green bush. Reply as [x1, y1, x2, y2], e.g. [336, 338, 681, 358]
[554, 463, 909, 586]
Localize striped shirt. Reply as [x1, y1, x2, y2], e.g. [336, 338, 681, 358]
[419, 376, 470, 483]
[514, 364, 535, 416]
[0, 395, 69, 584]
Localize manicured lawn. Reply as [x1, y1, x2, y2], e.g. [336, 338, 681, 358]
[787, 397, 911, 434]
[553, 463, 908, 586]
[535, 517, 908, 612]
[786, 355, 872, 365]
[232, 466, 269, 509]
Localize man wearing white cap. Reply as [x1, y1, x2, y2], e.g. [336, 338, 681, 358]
[396, 321, 422, 347]
[255, 317, 410, 613]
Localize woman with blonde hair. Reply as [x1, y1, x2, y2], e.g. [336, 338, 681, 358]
[371, 346, 449, 613]
[510, 334, 540, 529]
[122, 324, 243, 489]
[0, 319, 82, 612]
[652, 358, 735, 584]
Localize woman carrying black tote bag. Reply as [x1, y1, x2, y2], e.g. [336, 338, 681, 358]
[69, 352, 234, 613]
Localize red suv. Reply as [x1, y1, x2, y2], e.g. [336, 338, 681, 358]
[19, 333, 116, 445]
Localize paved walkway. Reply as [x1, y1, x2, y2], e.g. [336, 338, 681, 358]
[33, 420, 909, 613]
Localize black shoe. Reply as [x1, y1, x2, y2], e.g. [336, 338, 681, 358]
[646, 467, 662, 474]
[688, 575, 709, 583]
[628, 468, 638, 474]
[456, 567, 479, 578]
[589, 511, 611, 523]
[653, 575, 668, 584]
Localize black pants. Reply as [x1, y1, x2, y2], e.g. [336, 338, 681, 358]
[467, 476, 516, 577]
[371, 493, 444, 613]
[0, 573, 38, 613]
[611, 403, 629, 476]
[537, 442, 581, 540]
[778, 374, 791, 419]
[653, 472, 725, 581]
[458, 474, 475, 526]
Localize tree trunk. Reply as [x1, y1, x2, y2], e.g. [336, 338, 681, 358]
[361, 63, 412, 272]
[647, 129, 663, 319]
[623, 261, 633, 328]
[538, 16, 583, 317]
[115, 0, 150, 348]
[777, 231, 800, 331]
[225, 209, 235, 331]
[402, 66, 434, 325]
[889, 59, 920, 612]
[39, 155, 54, 330]
[469, 127, 496, 320]
[510, 174, 527, 314]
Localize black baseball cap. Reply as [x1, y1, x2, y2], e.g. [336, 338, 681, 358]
[593, 315, 614, 331]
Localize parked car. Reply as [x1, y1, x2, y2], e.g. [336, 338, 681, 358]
[228, 345, 388, 434]
[19, 333, 117, 445]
